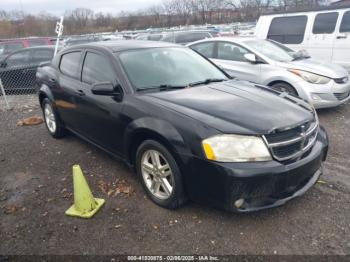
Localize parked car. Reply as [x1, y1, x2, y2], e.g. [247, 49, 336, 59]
[161, 30, 219, 45]
[0, 37, 53, 59]
[255, 6, 350, 71]
[0, 46, 56, 94]
[218, 27, 235, 37]
[36, 40, 328, 212]
[64, 37, 101, 47]
[188, 37, 350, 108]
[135, 33, 166, 41]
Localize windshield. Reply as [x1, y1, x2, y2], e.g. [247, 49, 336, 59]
[243, 39, 296, 62]
[118, 47, 228, 90]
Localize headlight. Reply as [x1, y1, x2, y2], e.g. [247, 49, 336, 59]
[289, 69, 331, 84]
[202, 134, 272, 162]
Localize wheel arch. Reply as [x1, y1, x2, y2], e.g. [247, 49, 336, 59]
[123, 117, 190, 168]
[38, 84, 54, 106]
[267, 80, 299, 96]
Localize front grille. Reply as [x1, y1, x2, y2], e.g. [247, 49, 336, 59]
[334, 91, 350, 101]
[334, 76, 348, 84]
[264, 119, 318, 163]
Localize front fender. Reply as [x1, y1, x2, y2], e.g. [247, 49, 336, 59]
[38, 84, 54, 104]
[123, 117, 192, 163]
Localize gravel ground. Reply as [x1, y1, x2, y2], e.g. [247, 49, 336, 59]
[0, 100, 350, 256]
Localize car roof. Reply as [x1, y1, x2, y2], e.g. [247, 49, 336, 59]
[23, 45, 55, 50]
[0, 37, 51, 43]
[188, 36, 257, 46]
[260, 5, 350, 16]
[65, 40, 180, 52]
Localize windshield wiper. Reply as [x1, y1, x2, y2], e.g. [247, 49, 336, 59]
[136, 84, 187, 92]
[188, 78, 227, 87]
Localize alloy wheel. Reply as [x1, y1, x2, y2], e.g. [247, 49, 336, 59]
[44, 103, 56, 134]
[141, 149, 174, 200]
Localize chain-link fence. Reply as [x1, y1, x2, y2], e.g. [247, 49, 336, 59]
[0, 62, 39, 110]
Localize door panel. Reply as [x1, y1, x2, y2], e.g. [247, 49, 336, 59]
[54, 74, 82, 130]
[333, 10, 350, 71]
[75, 84, 124, 153]
[309, 12, 338, 62]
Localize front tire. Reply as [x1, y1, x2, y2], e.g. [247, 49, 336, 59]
[270, 82, 298, 97]
[136, 140, 187, 209]
[41, 98, 66, 138]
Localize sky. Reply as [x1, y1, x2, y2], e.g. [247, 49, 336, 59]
[2, 0, 162, 15]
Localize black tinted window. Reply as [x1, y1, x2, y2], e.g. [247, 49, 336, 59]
[82, 52, 116, 84]
[217, 42, 249, 62]
[191, 42, 215, 58]
[340, 11, 350, 32]
[313, 12, 338, 34]
[176, 32, 210, 43]
[32, 49, 54, 63]
[148, 34, 163, 41]
[268, 16, 308, 44]
[6, 50, 31, 67]
[60, 52, 81, 78]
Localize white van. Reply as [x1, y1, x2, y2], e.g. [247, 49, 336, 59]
[255, 7, 350, 71]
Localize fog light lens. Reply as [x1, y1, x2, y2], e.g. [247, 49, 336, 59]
[234, 198, 245, 209]
[311, 94, 322, 101]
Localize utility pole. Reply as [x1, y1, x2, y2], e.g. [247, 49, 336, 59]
[54, 16, 64, 56]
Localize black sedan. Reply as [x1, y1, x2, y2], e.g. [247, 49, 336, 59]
[36, 41, 328, 212]
[0, 46, 55, 94]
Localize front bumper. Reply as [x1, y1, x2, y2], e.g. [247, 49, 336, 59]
[294, 79, 350, 109]
[181, 127, 328, 212]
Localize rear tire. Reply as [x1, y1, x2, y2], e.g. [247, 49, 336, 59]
[136, 140, 187, 209]
[41, 98, 67, 138]
[271, 82, 298, 97]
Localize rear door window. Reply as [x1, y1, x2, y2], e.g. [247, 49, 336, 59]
[267, 15, 308, 44]
[191, 42, 216, 58]
[6, 50, 31, 68]
[340, 11, 350, 32]
[59, 52, 81, 78]
[313, 12, 339, 34]
[82, 52, 116, 84]
[32, 49, 54, 64]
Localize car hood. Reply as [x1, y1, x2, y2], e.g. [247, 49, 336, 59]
[140, 80, 314, 134]
[277, 59, 348, 78]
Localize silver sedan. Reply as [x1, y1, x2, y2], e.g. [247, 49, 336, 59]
[188, 37, 350, 109]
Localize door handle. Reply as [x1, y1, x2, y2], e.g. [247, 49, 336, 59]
[75, 89, 85, 96]
[337, 35, 347, 39]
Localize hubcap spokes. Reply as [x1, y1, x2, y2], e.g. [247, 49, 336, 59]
[44, 104, 56, 133]
[141, 150, 173, 200]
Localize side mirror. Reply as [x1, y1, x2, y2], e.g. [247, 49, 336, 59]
[296, 49, 310, 58]
[91, 82, 122, 97]
[244, 53, 257, 63]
